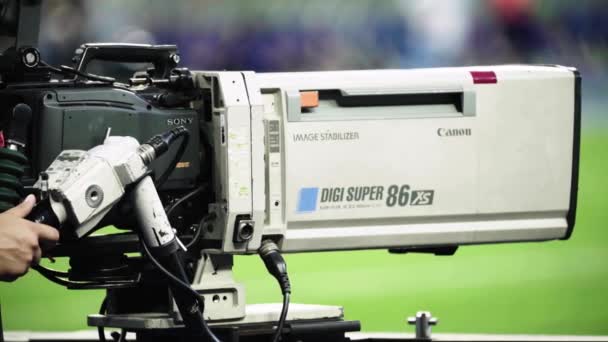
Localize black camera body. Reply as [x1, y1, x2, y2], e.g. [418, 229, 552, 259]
[0, 43, 210, 239]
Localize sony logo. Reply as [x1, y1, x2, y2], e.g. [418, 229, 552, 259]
[437, 128, 471, 137]
[167, 118, 193, 126]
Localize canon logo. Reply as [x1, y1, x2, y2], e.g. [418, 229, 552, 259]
[167, 118, 193, 126]
[437, 128, 472, 137]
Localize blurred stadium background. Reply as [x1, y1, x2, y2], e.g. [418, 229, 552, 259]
[1, 0, 607, 335]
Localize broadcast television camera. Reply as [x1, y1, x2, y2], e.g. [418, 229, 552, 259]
[0, 1, 580, 341]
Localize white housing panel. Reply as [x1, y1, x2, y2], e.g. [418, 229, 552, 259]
[194, 65, 579, 253]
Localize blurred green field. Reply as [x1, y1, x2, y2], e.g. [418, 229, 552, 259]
[0, 130, 607, 334]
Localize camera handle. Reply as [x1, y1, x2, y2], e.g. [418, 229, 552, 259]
[72, 43, 180, 79]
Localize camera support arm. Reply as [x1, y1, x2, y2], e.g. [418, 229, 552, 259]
[27, 134, 151, 238]
[26, 127, 216, 335]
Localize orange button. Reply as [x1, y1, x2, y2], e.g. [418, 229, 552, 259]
[300, 91, 319, 108]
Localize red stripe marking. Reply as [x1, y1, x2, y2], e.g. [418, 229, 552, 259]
[470, 71, 497, 84]
[0, 131, 4, 148]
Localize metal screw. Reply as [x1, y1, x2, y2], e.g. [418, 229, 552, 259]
[170, 53, 181, 64]
[407, 311, 438, 340]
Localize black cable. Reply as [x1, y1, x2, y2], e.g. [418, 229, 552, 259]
[185, 213, 215, 250]
[139, 240, 221, 342]
[162, 186, 212, 250]
[165, 186, 203, 217]
[31, 269, 71, 287]
[39, 61, 116, 84]
[98, 297, 129, 342]
[59, 65, 116, 83]
[32, 264, 105, 288]
[273, 293, 290, 342]
[153, 129, 189, 188]
[118, 329, 127, 342]
[98, 296, 108, 342]
[258, 240, 292, 342]
[164, 186, 206, 249]
[185, 223, 203, 249]
[110, 329, 127, 342]
[39, 61, 66, 76]
[30, 263, 69, 277]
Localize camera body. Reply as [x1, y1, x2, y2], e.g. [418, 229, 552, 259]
[0, 44, 581, 253]
[0, 44, 208, 240]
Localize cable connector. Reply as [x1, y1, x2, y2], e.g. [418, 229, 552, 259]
[259, 240, 291, 342]
[145, 126, 189, 157]
[139, 126, 190, 187]
[259, 240, 291, 294]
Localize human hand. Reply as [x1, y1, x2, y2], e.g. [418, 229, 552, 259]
[0, 195, 59, 282]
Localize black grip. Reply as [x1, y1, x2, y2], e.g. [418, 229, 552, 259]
[25, 198, 60, 229]
[73, 43, 179, 78]
[6, 103, 32, 146]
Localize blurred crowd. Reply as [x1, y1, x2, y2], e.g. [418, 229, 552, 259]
[34, 0, 607, 122]
[37, 0, 607, 73]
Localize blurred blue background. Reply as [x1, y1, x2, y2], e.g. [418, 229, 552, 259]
[37, 0, 607, 126]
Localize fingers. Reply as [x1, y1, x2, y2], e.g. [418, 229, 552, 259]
[29, 223, 60, 243]
[5, 194, 36, 218]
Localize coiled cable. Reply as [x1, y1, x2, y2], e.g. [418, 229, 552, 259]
[0, 147, 27, 212]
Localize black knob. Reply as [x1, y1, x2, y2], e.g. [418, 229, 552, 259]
[20, 47, 40, 69]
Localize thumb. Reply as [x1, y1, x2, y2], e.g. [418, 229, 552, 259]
[5, 194, 36, 218]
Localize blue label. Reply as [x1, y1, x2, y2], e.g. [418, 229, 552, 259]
[297, 187, 319, 213]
